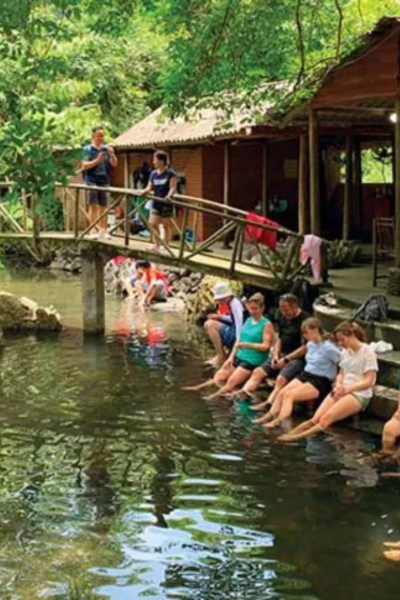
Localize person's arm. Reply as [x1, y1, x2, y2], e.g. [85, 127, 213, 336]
[237, 322, 275, 353]
[107, 145, 118, 167]
[336, 370, 377, 398]
[81, 151, 106, 171]
[281, 344, 307, 362]
[272, 338, 282, 364]
[167, 175, 177, 199]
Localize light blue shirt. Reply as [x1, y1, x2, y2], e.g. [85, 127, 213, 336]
[305, 340, 341, 381]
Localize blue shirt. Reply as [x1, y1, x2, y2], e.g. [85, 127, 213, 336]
[305, 340, 341, 381]
[83, 144, 111, 185]
[150, 167, 176, 198]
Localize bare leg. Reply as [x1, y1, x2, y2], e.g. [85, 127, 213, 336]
[241, 367, 267, 402]
[182, 379, 215, 391]
[149, 214, 161, 246]
[203, 367, 251, 401]
[203, 320, 225, 365]
[266, 382, 319, 429]
[161, 217, 172, 246]
[279, 394, 361, 441]
[383, 541, 400, 549]
[99, 205, 107, 233]
[252, 374, 288, 414]
[383, 550, 400, 561]
[382, 414, 400, 455]
[279, 394, 335, 441]
[256, 378, 300, 425]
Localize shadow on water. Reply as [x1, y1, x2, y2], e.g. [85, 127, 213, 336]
[0, 269, 399, 599]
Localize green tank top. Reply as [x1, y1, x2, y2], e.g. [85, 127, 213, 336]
[236, 316, 270, 367]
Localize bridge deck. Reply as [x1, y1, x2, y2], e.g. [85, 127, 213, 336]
[0, 232, 278, 289]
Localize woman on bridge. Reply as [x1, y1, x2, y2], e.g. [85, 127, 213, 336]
[183, 293, 274, 400]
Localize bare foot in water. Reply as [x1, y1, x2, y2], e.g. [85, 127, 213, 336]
[277, 434, 295, 442]
[253, 410, 273, 424]
[383, 541, 400, 549]
[204, 356, 224, 367]
[383, 550, 400, 561]
[250, 401, 269, 411]
[264, 417, 282, 429]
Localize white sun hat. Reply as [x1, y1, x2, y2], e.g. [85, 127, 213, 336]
[212, 281, 233, 301]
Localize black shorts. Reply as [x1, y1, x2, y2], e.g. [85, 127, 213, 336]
[297, 371, 332, 401]
[260, 358, 304, 382]
[233, 357, 258, 372]
[152, 200, 173, 218]
[87, 189, 108, 207]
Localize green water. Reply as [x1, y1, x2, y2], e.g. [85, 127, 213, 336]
[0, 269, 400, 600]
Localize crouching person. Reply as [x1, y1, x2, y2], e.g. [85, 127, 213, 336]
[135, 260, 170, 307]
[279, 322, 378, 442]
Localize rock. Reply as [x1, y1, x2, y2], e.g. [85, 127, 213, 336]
[0, 291, 62, 332]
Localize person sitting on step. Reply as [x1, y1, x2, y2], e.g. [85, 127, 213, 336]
[234, 294, 308, 422]
[183, 293, 274, 400]
[278, 322, 378, 442]
[203, 282, 246, 367]
[262, 317, 341, 429]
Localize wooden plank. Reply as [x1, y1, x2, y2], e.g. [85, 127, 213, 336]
[74, 188, 80, 238]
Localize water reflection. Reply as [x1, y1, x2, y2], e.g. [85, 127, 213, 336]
[0, 270, 399, 599]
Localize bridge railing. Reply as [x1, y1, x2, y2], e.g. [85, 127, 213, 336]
[0, 181, 328, 284]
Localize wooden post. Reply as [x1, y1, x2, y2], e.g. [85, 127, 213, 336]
[81, 250, 105, 335]
[262, 143, 268, 216]
[394, 98, 400, 269]
[388, 97, 400, 294]
[74, 188, 80, 238]
[343, 135, 354, 241]
[21, 189, 28, 231]
[223, 143, 229, 207]
[124, 194, 130, 246]
[123, 153, 129, 188]
[298, 134, 308, 234]
[32, 194, 39, 243]
[352, 138, 362, 236]
[309, 109, 320, 235]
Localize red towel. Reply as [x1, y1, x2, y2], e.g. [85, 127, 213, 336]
[244, 213, 278, 250]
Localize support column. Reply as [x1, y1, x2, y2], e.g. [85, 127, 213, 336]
[343, 135, 354, 241]
[261, 143, 268, 216]
[223, 143, 229, 207]
[298, 134, 308, 234]
[123, 153, 129, 188]
[388, 97, 400, 294]
[82, 250, 105, 334]
[309, 109, 320, 235]
[352, 138, 362, 235]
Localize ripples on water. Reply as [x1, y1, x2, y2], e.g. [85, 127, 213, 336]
[0, 271, 399, 599]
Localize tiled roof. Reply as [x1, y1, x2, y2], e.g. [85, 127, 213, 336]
[113, 84, 290, 149]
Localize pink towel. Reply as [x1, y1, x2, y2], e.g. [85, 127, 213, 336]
[300, 234, 322, 283]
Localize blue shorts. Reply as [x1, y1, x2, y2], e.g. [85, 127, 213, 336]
[220, 324, 236, 349]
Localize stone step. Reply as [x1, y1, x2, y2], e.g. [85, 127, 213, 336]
[314, 301, 400, 354]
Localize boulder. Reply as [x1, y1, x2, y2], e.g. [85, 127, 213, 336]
[0, 291, 62, 332]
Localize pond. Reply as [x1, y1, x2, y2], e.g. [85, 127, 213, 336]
[0, 269, 399, 600]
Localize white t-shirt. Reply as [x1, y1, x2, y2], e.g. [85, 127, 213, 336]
[340, 343, 378, 399]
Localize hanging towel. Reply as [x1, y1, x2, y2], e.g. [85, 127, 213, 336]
[244, 213, 279, 251]
[300, 234, 322, 283]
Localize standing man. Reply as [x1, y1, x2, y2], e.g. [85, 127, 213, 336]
[81, 126, 118, 239]
[142, 150, 177, 253]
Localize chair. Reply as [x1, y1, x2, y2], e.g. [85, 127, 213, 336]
[372, 217, 394, 287]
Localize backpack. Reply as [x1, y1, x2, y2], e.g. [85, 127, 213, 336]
[351, 294, 388, 323]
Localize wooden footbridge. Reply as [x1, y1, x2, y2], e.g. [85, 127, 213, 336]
[0, 182, 322, 332]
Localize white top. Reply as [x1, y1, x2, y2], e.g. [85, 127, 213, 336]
[340, 343, 378, 399]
